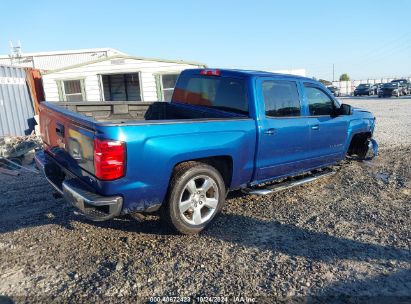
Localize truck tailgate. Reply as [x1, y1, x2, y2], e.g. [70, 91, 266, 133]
[39, 102, 96, 176]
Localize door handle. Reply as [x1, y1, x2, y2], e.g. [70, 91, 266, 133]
[311, 125, 320, 130]
[264, 128, 276, 135]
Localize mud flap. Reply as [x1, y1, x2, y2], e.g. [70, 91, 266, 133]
[365, 138, 379, 160]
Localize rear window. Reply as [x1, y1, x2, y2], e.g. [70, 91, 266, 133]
[171, 75, 248, 115]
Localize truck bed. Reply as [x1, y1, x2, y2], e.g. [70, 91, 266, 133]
[53, 101, 243, 124]
[38, 97, 256, 219]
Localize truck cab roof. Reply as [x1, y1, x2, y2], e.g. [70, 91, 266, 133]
[185, 68, 314, 82]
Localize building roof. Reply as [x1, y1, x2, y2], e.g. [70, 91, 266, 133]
[0, 48, 125, 59]
[43, 54, 207, 74]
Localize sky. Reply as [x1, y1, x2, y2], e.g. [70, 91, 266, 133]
[1, 0, 411, 80]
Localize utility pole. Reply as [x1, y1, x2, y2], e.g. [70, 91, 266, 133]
[9, 40, 22, 66]
[332, 64, 335, 82]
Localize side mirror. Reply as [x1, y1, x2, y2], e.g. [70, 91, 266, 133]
[339, 103, 353, 115]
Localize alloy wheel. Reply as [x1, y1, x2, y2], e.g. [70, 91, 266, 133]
[178, 175, 219, 225]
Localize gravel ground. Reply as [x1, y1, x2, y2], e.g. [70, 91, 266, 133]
[0, 97, 410, 303]
[342, 96, 411, 148]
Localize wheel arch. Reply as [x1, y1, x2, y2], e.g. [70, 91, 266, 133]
[347, 131, 372, 157]
[170, 155, 234, 190]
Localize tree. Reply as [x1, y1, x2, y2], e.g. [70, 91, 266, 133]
[319, 79, 332, 86]
[339, 73, 350, 81]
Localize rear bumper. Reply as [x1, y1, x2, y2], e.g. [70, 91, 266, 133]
[35, 150, 122, 221]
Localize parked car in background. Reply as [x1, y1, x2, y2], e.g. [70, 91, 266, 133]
[35, 69, 378, 234]
[374, 83, 384, 95]
[327, 86, 340, 97]
[354, 84, 373, 96]
[378, 82, 401, 97]
[390, 79, 410, 95]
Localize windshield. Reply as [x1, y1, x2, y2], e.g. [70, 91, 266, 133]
[383, 83, 399, 88]
[357, 84, 370, 88]
[172, 75, 248, 115]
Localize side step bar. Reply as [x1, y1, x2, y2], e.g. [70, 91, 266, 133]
[243, 170, 336, 196]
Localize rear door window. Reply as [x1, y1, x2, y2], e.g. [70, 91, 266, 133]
[262, 80, 301, 117]
[172, 75, 248, 115]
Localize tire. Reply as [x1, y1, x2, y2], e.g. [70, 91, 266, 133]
[161, 161, 226, 234]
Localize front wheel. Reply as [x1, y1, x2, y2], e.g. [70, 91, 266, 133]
[162, 162, 226, 234]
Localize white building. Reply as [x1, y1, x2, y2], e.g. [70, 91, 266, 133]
[42, 55, 206, 102]
[0, 48, 125, 70]
[271, 69, 306, 77]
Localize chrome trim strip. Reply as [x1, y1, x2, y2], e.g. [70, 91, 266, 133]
[103, 117, 253, 126]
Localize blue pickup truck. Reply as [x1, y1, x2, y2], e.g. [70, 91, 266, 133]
[35, 69, 377, 234]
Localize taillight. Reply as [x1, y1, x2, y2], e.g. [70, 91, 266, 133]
[94, 138, 126, 180]
[200, 69, 221, 76]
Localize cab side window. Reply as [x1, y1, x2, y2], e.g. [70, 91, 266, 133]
[304, 86, 335, 116]
[262, 80, 301, 117]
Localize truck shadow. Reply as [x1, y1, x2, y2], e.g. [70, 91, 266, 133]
[305, 268, 411, 302]
[206, 213, 410, 264]
[208, 213, 411, 299]
[91, 210, 410, 267]
[93, 212, 411, 299]
[1, 185, 409, 299]
[1, 192, 409, 264]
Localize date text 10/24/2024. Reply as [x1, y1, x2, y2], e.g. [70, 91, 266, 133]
[149, 296, 256, 303]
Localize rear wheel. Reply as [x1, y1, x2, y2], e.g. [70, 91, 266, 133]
[162, 162, 226, 234]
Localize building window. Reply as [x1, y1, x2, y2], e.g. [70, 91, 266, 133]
[161, 74, 179, 101]
[62, 80, 85, 101]
[102, 73, 141, 101]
